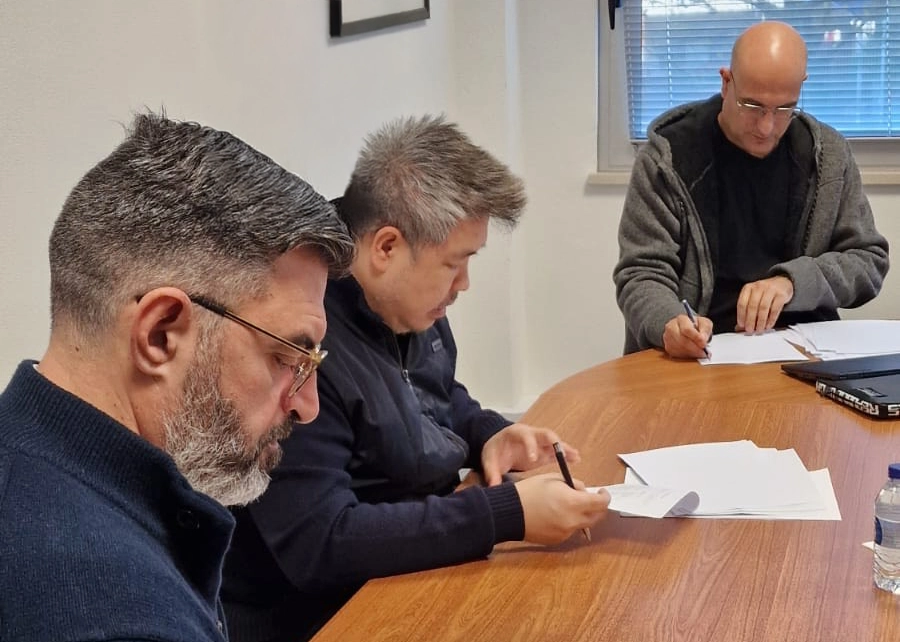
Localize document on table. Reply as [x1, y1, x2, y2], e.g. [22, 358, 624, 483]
[698, 330, 807, 365]
[788, 319, 900, 358]
[588, 484, 700, 518]
[611, 440, 840, 520]
[616, 467, 840, 520]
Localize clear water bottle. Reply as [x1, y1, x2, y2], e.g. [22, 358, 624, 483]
[874, 463, 900, 593]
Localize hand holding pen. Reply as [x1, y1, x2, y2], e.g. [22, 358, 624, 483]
[553, 442, 592, 542]
[680, 299, 711, 359]
[512, 455, 609, 545]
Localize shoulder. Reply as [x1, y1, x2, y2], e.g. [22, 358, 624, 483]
[793, 113, 858, 181]
[647, 96, 721, 146]
[795, 112, 853, 156]
[636, 95, 720, 183]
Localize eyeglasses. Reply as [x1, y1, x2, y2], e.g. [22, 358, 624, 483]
[731, 78, 800, 123]
[189, 295, 327, 397]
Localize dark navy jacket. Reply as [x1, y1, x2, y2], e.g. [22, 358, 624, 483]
[222, 276, 524, 642]
[0, 361, 234, 641]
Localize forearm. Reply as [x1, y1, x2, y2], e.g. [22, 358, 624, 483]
[614, 102, 733, 349]
[616, 272, 688, 349]
[614, 159, 692, 349]
[254, 481, 522, 593]
[774, 175, 889, 311]
[775, 248, 888, 311]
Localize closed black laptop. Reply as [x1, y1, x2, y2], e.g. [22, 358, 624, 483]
[815, 373, 900, 419]
[781, 352, 900, 382]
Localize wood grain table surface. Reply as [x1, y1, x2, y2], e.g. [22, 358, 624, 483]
[311, 349, 900, 642]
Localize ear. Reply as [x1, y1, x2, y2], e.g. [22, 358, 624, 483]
[367, 226, 409, 273]
[719, 68, 730, 96]
[131, 287, 197, 378]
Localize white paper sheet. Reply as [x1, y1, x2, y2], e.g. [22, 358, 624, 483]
[613, 440, 840, 520]
[697, 330, 808, 365]
[626, 468, 842, 521]
[589, 483, 700, 518]
[790, 320, 900, 356]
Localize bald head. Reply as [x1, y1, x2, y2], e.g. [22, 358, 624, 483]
[717, 21, 808, 158]
[731, 21, 808, 87]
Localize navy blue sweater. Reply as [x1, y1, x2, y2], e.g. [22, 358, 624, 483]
[0, 361, 234, 641]
[222, 277, 524, 642]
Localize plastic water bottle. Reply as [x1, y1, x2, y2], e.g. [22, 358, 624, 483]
[874, 463, 900, 593]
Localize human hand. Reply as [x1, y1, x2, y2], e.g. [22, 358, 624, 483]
[482, 424, 580, 486]
[662, 314, 713, 359]
[514, 473, 610, 545]
[736, 275, 794, 334]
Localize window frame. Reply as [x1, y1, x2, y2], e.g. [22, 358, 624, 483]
[593, 1, 900, 186]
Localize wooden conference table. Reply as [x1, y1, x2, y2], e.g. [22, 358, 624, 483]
[311, 349, 900, 642]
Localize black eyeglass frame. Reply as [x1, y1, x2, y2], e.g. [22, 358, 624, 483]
[189, 295, 327, 397]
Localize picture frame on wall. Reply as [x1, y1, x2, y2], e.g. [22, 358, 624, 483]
[329, 0, 430, 38]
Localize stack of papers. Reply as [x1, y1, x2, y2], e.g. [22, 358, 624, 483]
[697, 320, 900, 365]
[787, 319, 900, 360]
[592, 440, 840, 520]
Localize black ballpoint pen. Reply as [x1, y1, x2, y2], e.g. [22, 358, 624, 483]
[681, 298, 711, 358]
[553, 441, 592, 543]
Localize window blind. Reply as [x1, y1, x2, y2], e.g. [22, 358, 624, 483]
[624, 1, 899, 139]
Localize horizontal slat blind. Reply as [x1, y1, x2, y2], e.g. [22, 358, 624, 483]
[624, 1, 899, 139]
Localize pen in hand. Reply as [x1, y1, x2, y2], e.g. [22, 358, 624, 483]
[681, 299, 711, 359]
[553, 442, 592, 543]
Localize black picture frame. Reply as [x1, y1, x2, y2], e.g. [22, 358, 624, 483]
[329, 0, 430, 38]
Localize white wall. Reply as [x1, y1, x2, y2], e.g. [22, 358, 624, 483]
[3, 0, 900, 414]
[0, 0, 453, 381]
[444, 0, 527, 412]
[455, 0, 900, 412]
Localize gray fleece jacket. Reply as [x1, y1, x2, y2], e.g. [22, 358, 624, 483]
[613, 95, 889, 354]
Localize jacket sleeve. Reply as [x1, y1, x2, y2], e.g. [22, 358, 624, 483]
[613, 147, 698, 351]
[246, 370, 524, 595]
[772, 138, 889, 311]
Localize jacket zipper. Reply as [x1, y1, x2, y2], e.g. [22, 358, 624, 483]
[390, 332, 413, 388]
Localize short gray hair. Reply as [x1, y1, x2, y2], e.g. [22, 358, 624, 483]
[339, 114, 526, 247]
[49, 112, 354, 340]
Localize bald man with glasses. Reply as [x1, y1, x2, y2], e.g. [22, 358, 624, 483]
[614, 20, 889, 358]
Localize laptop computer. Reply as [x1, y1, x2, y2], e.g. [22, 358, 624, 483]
[781, 352, 900, 382]
[815, 373, 900, 419]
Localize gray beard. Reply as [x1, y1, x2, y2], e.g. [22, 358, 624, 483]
[162, 332, 294, 506]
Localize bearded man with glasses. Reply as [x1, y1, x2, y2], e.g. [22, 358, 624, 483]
[0, 113, 354, 640]
[614, 20, 889, 358]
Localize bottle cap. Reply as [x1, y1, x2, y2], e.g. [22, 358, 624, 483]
[889, 463, 900, 479]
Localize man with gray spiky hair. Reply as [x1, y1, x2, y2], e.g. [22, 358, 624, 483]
[0, 112, 353, 640]
[223, 115, 610, 642]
